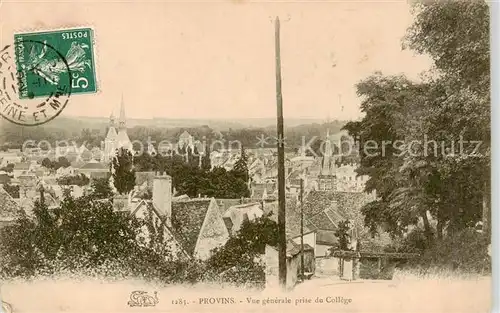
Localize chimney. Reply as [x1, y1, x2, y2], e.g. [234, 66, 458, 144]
[153, 171, 172, 227]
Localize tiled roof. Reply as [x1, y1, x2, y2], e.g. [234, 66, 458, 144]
[286, 240, 314, 257]
[0, 186, 21, 221]
[306, 211, 339, 231]
[301, 190, 374, 233]
[264, 200, 310, 239]
[14, 162, 30, 170]
[0, 174, 11, 184]
[216, 198, 246, 215]
[80, 161, 108, 170]
[170, 199, 212, 256]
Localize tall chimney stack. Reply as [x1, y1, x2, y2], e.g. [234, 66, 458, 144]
[153, 172, 172, 227]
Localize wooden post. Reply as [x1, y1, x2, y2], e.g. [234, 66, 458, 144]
[300, 178, 305, 279]
[275, 16, 287, 291]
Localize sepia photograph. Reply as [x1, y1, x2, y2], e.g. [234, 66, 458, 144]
[0, 0, 493, 312]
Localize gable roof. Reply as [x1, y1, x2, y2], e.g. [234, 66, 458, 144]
[170, 199, 213, 256]
[287, 240, 314, 257]
[130, 200, 190, 257]
[106, 126, 117, 140]
[300, 190, 374, 232]
[0, 186, 21, 221]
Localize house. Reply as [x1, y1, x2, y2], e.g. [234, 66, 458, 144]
[78, 160, 109, 180]
[263, 200, 311, 239]
[264, 240, 315, 290]
[0, 173, 11, 185]
[315, 229, 338, 257]
[291, 231, 317, 275]
[0, 151, 22, 167]
[178, 130, 194, 149]
[13, 162, 31, 178]
[250, 183, 268, 201]
[222, 202, 264, 235]
[131, 172, 230, 261]
[19, 191, 59, 215]
[56, 166, 76, 177]
[0, 186, 22, 230]
[286, 190, 375, 255]
[216, 198, 246, 216]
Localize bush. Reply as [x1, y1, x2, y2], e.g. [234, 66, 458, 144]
[400, 228, 490, 274]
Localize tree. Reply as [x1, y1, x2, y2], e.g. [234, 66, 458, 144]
[56, 174, 90, 186]
[334, 220, 352, 251]
[205, 212, 277, 283]
[201, 140, 212, 172]
[111, 148, 136, 195]
[41, 158, 52, 169]
[57, 156, 71, 169]
[1, 163, 15, 173]
[232, 146, 249, 182]
[343, 1, 489, 244]
[90, 177, 114, 199]
[403, 0, 490, 238]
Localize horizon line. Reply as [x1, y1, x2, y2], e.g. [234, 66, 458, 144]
[61, 113, 354, 121]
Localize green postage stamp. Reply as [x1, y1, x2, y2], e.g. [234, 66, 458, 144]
[14, 28, 97, 99]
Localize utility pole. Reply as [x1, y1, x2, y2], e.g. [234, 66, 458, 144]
[300, 177, 305, 280]
[275, 16, 287, 290]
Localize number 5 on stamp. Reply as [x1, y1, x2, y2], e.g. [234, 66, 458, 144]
[14, 27, 97, 99]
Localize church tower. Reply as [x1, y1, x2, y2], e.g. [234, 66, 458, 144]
[318, 129, 336, 191]
[103, 95, 133, 163]
[116, 94, 133, 152]
[103, 112, 118, 163]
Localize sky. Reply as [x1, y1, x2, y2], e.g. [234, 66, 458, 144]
[0, 0, 432, 121]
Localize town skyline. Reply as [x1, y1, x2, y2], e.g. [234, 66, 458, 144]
[0, 1, 432, 120]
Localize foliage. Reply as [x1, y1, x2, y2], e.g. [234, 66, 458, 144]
[402, 228, 490, 274]
[342, 1, 490, 244]
[133, 150, 250, 199]
[56, 173, 90, 186]
[0, 193, 138, 278]
[111, 148, 136, 195]
[0, 163, 14, 173]
[232, 146, 249, 182]
[0, 186, 269, 286]
[334, 220, 351, 251]
[41, 157, 71, 171]
[204, 213, 277, 284]
[90, 177, 114, 199]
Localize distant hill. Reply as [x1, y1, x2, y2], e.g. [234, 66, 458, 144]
[0, 115, 352, 150]
[56, 115, 337, 131]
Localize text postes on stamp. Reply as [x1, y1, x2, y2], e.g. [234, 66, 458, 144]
[0, 42, 71, 126]
[14, 27, 97, 99]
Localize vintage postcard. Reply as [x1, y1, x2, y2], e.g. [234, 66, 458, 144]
[0, 0, 492, 312]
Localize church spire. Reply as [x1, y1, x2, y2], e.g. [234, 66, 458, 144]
[109, 110, 115, 127]
[118, 94, 126, 130]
